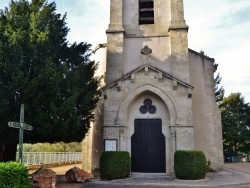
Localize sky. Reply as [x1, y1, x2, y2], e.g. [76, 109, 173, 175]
[1, 0, 250, 103]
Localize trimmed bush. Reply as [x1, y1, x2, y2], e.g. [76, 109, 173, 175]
[100, 151, 131, 180]
[0, 161, 31, 188]
[174, 150, 207, 180]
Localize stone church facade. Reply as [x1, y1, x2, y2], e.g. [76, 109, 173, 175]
[82, 0, 224, 176]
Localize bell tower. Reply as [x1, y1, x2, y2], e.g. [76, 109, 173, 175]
[105, 0, 190, 84]
[101, 0, 194, 175]
[82, 0, 223, 175]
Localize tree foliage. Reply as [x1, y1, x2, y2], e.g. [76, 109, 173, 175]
[214, 73, 225, 107]
[221, 93, 250, 155]
[0, 0, 100, 161]
[22, 142, 82, 152]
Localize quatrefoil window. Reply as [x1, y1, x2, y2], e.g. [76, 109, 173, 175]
[139, 99, 156, 114]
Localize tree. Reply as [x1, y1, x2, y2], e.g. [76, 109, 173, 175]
[0, 0, 100, 161]
[22, 142, 82, 152]
[214, 73, 225, 107]
[221, 93, 250, 156]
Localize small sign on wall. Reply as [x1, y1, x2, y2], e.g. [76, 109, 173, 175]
[104, 139, 117, 151]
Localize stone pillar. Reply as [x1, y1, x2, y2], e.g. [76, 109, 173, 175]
[170, 128, 177, 176]
[169, 0, 190, 82]
[169, 0, 188, 29]
[91, 101, 104, 174]
[106, 0, 124, 84]
[119, 129, 124, 151]
[107, 0, 124, 32]
[82, 124, 93, 172]
[82, 100, 104, 174]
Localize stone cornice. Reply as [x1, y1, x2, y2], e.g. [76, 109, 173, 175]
[169, 25, 189, 31]
[103, 64, 194, 90]
[106, 28, 125, 34]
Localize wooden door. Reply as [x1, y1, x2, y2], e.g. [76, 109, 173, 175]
[131, 119, 166, 172]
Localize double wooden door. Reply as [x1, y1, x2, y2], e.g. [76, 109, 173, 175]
[131, 119, 166, 173]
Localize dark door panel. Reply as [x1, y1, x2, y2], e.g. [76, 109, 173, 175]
[131, 119, 166, 172]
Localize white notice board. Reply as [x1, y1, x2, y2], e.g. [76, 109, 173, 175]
[104, 140, 117, 151]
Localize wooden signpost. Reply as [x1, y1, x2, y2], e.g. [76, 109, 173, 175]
[8, 104, 33, 164]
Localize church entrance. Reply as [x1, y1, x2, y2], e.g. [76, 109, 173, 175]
[131, 119, 166, 173]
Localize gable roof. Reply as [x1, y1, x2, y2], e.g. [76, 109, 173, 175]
[103, 63, 194, 90]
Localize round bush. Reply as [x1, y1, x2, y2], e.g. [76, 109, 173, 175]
[174, 150, 207, 180]
[100, 151, 131, 180]
[0, 161, 31, 188]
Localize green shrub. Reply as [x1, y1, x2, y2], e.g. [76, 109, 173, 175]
[100, 151, 131, 180]
[174, 150, 207, 180]
[0, 161, 31, 188]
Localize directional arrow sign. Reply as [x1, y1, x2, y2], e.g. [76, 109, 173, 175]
[8, 122, 20, 128]
[8, 122, 33, 130]
[22, 124, 33, 130]
[8, 104, 33, 164]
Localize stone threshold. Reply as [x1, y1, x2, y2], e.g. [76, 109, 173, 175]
[129, 173, 169, 178]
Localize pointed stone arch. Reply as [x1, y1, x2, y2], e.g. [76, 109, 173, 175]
[116, 84, 177, 127]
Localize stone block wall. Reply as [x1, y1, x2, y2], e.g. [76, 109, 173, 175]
[189, 49, 224, 170]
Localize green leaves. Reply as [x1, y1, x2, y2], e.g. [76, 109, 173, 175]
[221, 93, 250, 155]
[100, 151, 131, 180]
[0, 162, 31, 188]
[213, 74, 250, 155]
[0, 0, 100, 161]
[174, 150, 207, 180]
[214, 73, 225, 107]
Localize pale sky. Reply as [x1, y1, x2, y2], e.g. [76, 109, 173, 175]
[1, 0, 250, 103]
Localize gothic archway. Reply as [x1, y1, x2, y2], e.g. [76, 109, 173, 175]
[116, 84, 177, 175]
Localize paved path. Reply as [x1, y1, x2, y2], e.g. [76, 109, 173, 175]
[53, 163, 250, 188]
